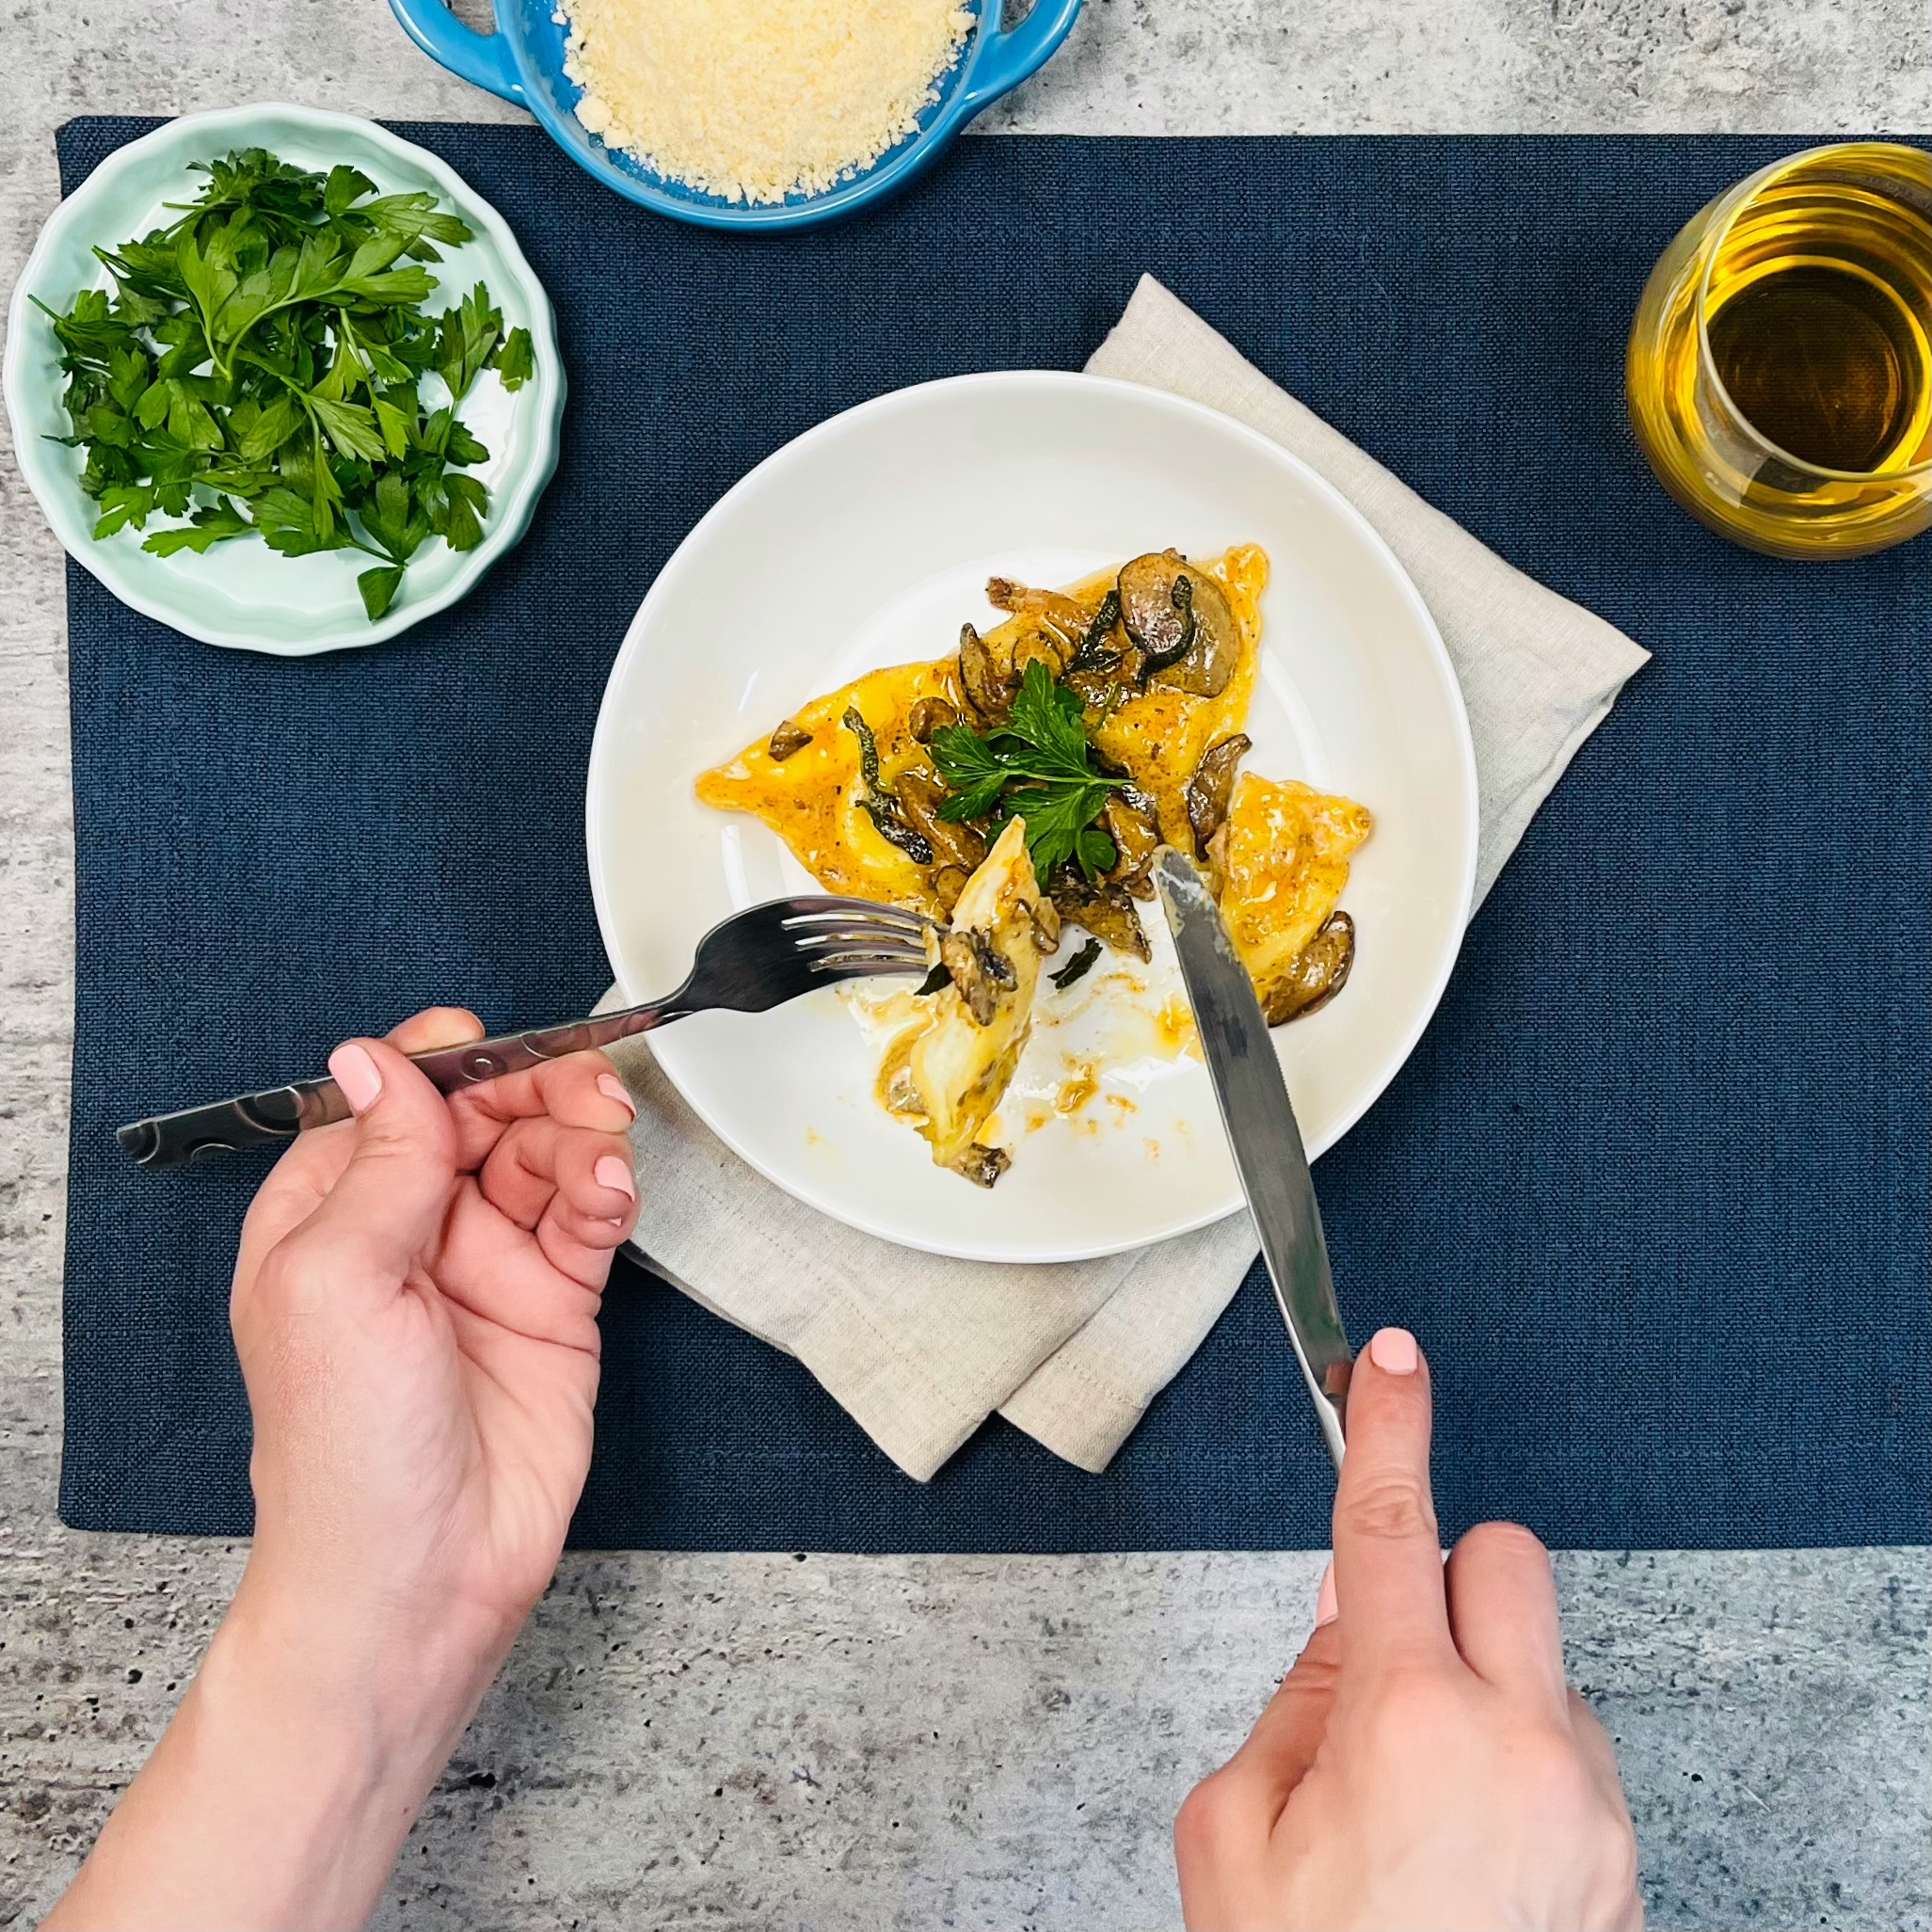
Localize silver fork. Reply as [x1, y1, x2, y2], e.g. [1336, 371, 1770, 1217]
[117, 897, 934, 1172]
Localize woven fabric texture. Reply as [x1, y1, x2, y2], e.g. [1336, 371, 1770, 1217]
[54, 122, 1930, 1551]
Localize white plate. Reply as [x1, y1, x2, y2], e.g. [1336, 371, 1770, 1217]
[586, 373, 1477, 1262]
[3, 104, 565, 655]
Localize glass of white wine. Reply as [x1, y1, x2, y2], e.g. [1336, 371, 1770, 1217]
[1627, 142, 1930, 559]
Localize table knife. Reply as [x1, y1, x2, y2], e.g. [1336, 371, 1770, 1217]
[1152, 847, 1354, 1464]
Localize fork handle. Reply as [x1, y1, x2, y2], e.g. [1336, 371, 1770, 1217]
[116, 997, 687, 1172]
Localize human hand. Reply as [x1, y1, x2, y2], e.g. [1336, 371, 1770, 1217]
[230, 1007, 639, 1679]
[47, 1009, 641, 1932]
[1174, 1329, 1642, 1932]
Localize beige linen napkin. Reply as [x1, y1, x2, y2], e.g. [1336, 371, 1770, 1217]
[609, 276, 1649, 1483]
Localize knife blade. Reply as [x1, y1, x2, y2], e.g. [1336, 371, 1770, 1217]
[1152, 847, 1353, 1464]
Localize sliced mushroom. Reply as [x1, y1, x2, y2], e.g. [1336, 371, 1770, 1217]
[1202, 822, 1231, 901]
[908, 696, 959, 744]
[767, 719, 812, 761]
[958, 622, 1015, 724]
[1185, 733, 1252, 857]
[1103, 790, 1162, 888]
[1117, 551, 1241, 697]
[1049, 874, 1151, 962]
[951, 1143, 1012, 1190]
[930, 863, 971, 918]
[940, 924, 1018, 1026]
[1261, 911, 1356, 1025]
[896, 767, 988, 875]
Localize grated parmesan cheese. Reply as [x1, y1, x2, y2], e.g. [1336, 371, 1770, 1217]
[559, 0, 977, 206]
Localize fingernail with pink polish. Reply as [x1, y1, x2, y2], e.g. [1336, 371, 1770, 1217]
[1368, 1326, 1419, 1376]
[1314, 1560, 1338, 1627]
[329, 1043, 383, 1114]
[595, 1155, 636, 1202]
[597, 1074, 637, 1118]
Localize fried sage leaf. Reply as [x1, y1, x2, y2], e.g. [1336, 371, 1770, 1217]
[1049, 935, 1103, 990]
[842, 706, 891, 796]
[842, 706, 933, 863]
[859, 797, 934, 866]
[1067, 587, 1124, 674]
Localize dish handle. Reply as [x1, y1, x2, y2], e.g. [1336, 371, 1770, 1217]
[387, 0, 526, 105]
[955, 0, 1085, 118]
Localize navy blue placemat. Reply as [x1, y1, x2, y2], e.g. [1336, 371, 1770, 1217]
[55, 122, 1928, 1550]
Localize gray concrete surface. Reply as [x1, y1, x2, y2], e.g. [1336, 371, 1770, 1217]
[2, 0, 1928, 1926]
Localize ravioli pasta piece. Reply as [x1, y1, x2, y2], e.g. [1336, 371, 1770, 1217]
[1214, 774, 1373, 1019]
[907, 819, 1047, 1177]
[855, 819, 1046, 1187]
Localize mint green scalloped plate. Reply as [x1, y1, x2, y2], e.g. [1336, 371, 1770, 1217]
[3, 104, 564, 655]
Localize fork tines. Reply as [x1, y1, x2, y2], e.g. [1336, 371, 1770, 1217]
[782, 902, 933, 974]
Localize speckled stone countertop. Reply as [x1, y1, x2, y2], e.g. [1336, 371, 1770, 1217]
[1, 3, 1927, 1926]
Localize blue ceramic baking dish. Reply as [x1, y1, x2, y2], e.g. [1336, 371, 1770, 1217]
[387, 0, 1084, 231]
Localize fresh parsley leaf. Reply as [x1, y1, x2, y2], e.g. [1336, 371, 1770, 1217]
[930, 726, 1007, 822]
[1006, 659, 1095, 774]
[41, 146, 532, 619]
[235, 391, 303, 463]
[86, 404, 135, 449]
[928, 660, 1126, 885]
[163, 378, 225, 452]
[142, 498, 253, 555]
[434, 283, 503, 403]
[443, 420, 489, 466]
[323, 164, 378, 217]
[361, 191, 473, 249]
[105, 343, 150, 411]
[173, 232, 236, 345]
[372, 396, 414, 459]
[358, 564, 405, 620]
[430, 470, 489, 551]
[92, 482, 156, 538]
[254, 484, 350, 557]
[309, 394, 387, 465]
[489, 326, 535, 391]
[360, 471, 427, 563]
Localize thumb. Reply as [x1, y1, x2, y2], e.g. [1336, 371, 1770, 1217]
[296, 1037, 460, 1287]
